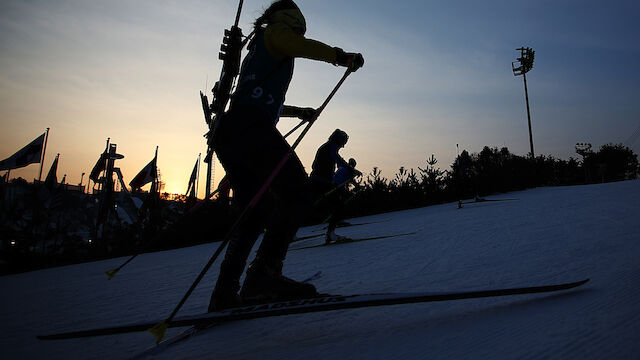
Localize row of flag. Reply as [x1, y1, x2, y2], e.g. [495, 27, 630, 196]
[1, 131, 201, 196]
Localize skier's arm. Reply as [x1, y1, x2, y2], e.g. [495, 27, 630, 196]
[281, 105, 315, 122]
[266, 26, 363, 71]
[264, 23, 337, 63]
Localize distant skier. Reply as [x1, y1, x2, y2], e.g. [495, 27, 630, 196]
[310, 129, 361, 244]
[330, 157, 361, 221]
[208, 0, 364, 312]
[334, 158, 360, 190]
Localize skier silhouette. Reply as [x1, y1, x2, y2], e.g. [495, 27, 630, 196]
[209, 0, 364, 311]
[310, 130, 361, 244]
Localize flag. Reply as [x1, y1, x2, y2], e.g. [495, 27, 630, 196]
[129, 154, 157, 190]
[89, 152, 107, 182]
[89, 143, 109, 182]
[44, 154, 59, 190]
[0, 133, 45, 171]
[185, 158, 199, 196]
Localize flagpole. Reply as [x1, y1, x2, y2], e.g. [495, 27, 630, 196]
[155, 145, 159, 180]
[154, 146, 159, 193]
[196, 153, 201, 199]
[38, 128, 50, 182]
[99, 138, 110, 192]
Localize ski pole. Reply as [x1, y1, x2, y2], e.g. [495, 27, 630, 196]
[104, 255, 138, 280]
[313, 178, 353, 206]
[283, 119, 306, 138]
[291, 69, 351, 150]
[148, 68, 353, 343]
[321, 188, 363, 224]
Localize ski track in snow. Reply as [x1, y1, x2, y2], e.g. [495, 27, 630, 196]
[1, 180, 639, 359]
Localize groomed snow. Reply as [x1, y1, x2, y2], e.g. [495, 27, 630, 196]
[1, 180, 639, 359]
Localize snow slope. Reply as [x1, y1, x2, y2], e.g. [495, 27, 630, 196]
[1, 180, 639, 359]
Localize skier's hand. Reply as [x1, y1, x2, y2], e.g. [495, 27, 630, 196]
[353, 169, 363, 177]
[334, 47, 364, 72]
[298, 107, 316, 122]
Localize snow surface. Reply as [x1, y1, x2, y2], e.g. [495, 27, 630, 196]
[2, 180, 640, 359]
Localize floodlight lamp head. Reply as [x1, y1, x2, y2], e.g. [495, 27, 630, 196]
[513, 46, 535, 75]
[512, 62, 523, 76]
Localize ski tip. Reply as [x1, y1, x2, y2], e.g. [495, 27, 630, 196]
[566, 278, 590, 289]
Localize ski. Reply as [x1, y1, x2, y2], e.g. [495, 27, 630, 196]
[310, 219, 392, 233]
[461, 198, 519, 205]
[290, 233, 324, 243]
[38, 278, 588, 341]
[291, 220, 393, 244]
[291, 231, 418, 251]
[128, 270, 324, 358]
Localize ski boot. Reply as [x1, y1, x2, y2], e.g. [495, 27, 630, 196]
[336, 220, 352, 227]
[208, 284, 242, 312]
[325, 230, 351, 245]
[240, 262, 319, 305]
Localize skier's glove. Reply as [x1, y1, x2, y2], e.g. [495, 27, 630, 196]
[334, 47, 364, 72]
[298, 107, 316, 122]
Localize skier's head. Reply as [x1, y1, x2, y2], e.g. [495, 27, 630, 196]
[255, 0, 306, 35]
[348, 158, 357, 168]
[329, 129, 349, 148]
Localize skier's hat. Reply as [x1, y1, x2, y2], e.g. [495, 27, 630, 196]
[330, 129, 349, 145]
[259, 0, 307, 35]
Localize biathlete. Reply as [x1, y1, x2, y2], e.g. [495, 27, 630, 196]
[209, 0, 364, 311]
[310, 129, 362, 244]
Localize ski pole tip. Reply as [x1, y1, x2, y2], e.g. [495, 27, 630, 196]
[148, 321, 168, 343]
[105, 269, 118, 280]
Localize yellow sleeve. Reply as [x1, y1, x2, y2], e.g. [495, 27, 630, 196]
[264, 23, 337, 63]
[280, 105, 299, 117]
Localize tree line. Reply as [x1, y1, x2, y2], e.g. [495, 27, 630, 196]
[337, 143, 639, 219]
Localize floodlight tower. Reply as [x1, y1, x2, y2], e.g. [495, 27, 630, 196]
[512, 47, 536, 158]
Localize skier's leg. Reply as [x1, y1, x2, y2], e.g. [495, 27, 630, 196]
[240, 127, 316, 301]
[209, 109, 275, 311]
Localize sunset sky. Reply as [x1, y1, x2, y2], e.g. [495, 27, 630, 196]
[1, 0, 639, 197]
